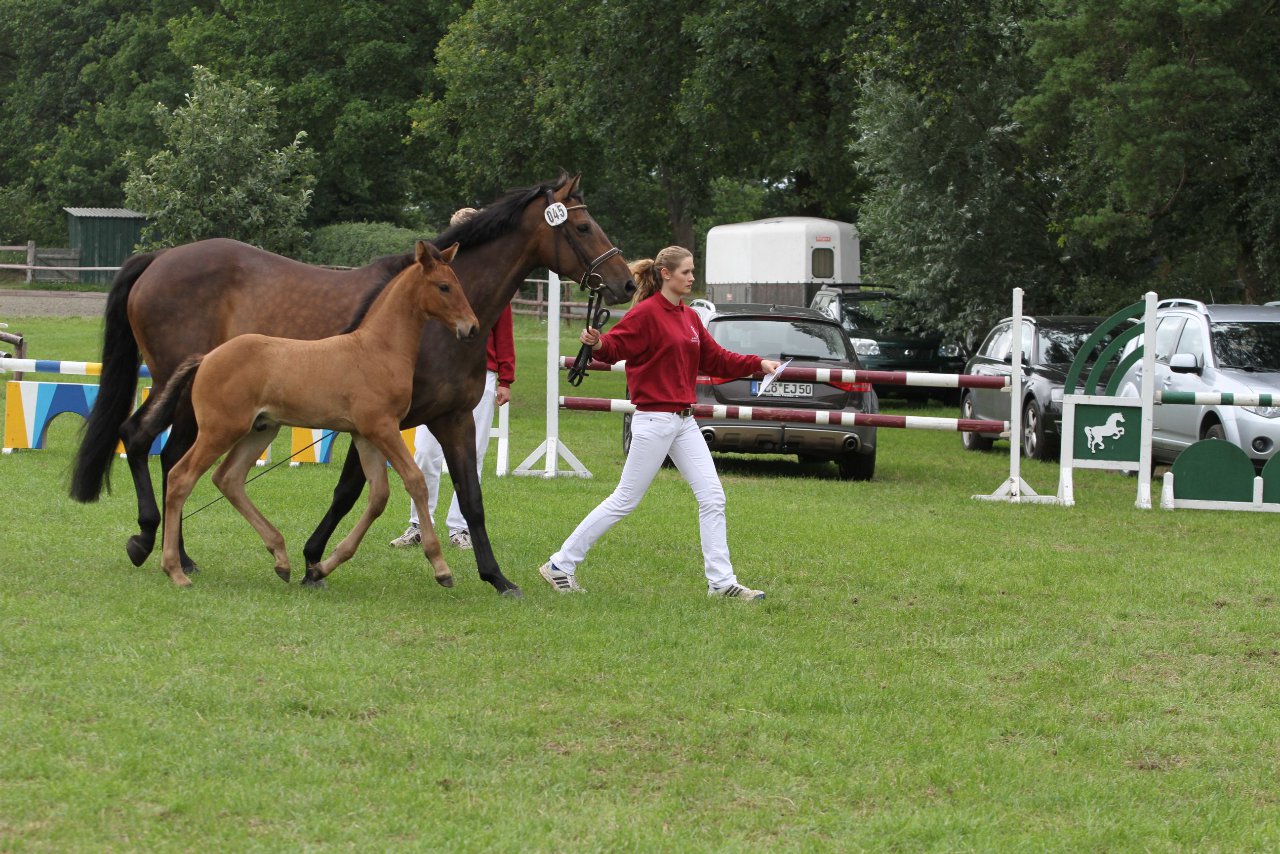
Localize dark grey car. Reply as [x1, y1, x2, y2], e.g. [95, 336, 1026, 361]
[623, 302, 880, 480]
[962, 315, 1111, 460]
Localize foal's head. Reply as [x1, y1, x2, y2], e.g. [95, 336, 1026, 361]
[412, 240, 478, 340]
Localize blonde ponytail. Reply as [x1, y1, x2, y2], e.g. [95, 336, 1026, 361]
[629, 246, 693, 303]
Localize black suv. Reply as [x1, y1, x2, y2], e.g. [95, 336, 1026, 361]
[810, 285, 966, 401]
[622, 302, 880, 480]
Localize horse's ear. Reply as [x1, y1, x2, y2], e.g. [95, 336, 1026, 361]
[554, 173, 582, 201]
[439, 242, 459, 264]
[414, 240, 429, 267]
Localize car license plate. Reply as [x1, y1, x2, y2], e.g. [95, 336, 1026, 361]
[751, 381, 813, 398]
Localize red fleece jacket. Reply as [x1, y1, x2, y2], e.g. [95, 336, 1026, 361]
[487, 305, 515, 387]
[594, 295, 759, 412]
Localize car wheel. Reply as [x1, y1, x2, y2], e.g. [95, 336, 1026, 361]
[960, 393, 994, 451]
[837, 447, 876, 481]
[1021, 398, 1059, 461]
[1202, 421, 1226, 442]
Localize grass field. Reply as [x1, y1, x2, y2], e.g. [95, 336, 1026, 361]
[2, 314, 1279, 850]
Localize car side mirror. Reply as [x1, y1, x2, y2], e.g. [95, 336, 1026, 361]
[1169, 352, 1201, 374]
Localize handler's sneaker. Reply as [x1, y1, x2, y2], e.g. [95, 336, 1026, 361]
[389, 523, 421, 548]
[708, 582, 765, 601]
[539, 561, 586, 593]
[449, 529, 473, 550]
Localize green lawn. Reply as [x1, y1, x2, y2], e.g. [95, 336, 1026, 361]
[2, 315, 1278, 850]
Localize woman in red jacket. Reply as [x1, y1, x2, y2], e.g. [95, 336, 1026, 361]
[539, 246, 779, 600]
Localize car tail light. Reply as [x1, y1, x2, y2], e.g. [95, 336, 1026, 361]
[696, 375, 737, 385]
[829, 381, 873, 392]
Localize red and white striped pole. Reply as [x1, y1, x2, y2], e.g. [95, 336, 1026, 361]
[559, 396, 1008, 434]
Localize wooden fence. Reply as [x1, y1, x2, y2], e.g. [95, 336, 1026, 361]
[0, 242, 101, 283]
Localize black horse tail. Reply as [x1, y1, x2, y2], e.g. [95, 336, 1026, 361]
[140, 355, 202, 442]
[69, 251, 159, 502]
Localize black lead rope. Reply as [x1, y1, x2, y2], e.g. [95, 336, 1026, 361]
[564, 246, 622, 387]
[567, 291, 610, 387]
[181, 429, 336, 520]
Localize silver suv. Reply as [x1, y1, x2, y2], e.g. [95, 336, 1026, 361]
[1118, 300, 1280, 466]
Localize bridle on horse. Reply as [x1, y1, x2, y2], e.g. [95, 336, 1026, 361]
[544, 192, 623, 386]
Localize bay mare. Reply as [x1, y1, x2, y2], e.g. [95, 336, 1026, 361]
[141, 241, 476, 588]
[71, 174, 636, 596]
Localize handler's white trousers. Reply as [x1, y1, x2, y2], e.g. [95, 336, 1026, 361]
[550, 410, 739, 588]
[409, 370, 498, 533]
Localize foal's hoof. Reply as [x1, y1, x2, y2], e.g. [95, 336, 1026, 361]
[500, 586, 524, 599]
[435, 573, 454, 588]
[125, 535, 152, 567]
[275, 566, 291, 583]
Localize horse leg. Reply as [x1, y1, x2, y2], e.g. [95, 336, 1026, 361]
[304, 435, 391, 586]
[371, 426, 453, 588]
[302, 444, 366, 578]
[211, 427, 290, 582]
[160, 436, 224, 586]
[161, 407, 203, 575]
[117, 397, 165, 567]
[432, 414, 521, 597]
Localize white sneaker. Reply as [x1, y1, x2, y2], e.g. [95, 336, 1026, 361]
[708, 582, 765, 600]
[539, 561, 586, 593]
[390, 523, 421, 548]
[449, 529, 473, 550]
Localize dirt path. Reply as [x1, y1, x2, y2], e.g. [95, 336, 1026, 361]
[0, 289, 107, 319]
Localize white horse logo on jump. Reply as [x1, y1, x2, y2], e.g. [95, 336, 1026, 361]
[1085, 412, 1125, 453]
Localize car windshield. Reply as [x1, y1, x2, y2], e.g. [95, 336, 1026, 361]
[1212, 321, 1280, 370]
[709, 317, 851, 361]
[837, 295, 894, 334]
[1037, 324, 1101, 365]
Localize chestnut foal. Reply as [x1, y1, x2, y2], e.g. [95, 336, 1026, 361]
[144, 241, 477, 587]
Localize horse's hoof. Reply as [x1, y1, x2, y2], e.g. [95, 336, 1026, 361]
[500, 586, 523, 599]
[275, 567, 291, 583]
[436, 574, 454, 588]
[125, 536, 152, 567]
[182, 563, 200, 576]
[301, 576, 326, 589]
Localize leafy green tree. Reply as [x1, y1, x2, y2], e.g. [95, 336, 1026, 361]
[0, 0, 202, 242]
[1017, 0, 1280, 301]
[852, 1, 1066, 339]
[682, 0, 865, 221]
[124, 66, 316, 253]
[166, 0, 462, 226]
[413, 0, 869, 254]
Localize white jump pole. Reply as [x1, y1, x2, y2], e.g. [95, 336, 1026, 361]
[512, 271, 591, 478]
[974, 287, 1055, 504]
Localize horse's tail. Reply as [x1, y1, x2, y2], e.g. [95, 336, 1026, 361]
[70, 251, 159, 502]
[141, 355, 202, 441]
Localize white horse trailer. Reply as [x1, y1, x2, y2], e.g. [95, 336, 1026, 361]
[704, 217, 860, 307]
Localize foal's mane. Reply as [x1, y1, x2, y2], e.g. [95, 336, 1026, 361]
[340, 252, 418, 335]
[339, 173, 578, 333]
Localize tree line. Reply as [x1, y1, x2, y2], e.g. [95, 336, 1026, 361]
[1, 0, 1276, 337]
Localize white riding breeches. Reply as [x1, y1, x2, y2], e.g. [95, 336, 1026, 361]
[550, 410, 738, 588]
[409, 370, 498, 532]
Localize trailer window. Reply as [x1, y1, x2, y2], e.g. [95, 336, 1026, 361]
[811, 248, 835, 279]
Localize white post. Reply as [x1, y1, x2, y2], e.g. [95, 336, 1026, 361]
[1008, 287, 1025, 496]
[973, 288, 1055, 503]
[1135, 291, 1157, 509]
[512, 271, 591, 478]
